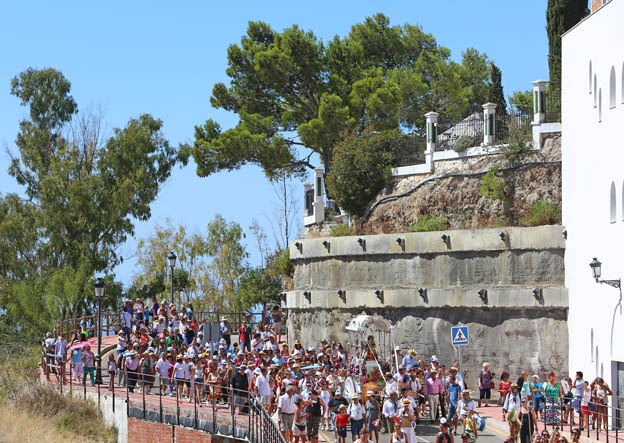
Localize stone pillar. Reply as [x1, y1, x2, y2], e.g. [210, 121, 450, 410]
[424, 111, 439, 173]
[303, 182, 314, 226]
[313, 167, 325, 224]
[482, 103, 497, 145]
[532, 80, 548, 124]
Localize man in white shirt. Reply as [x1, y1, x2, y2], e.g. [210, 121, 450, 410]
[255, 366, 271, 409]
[278, 384, 297, 441]
[155, 353, 170, 395]
[384, 372, 399, 398]
[348, 394, 366, 441]
[121, 309, 132, 341]
[382, 391, 401, 434]
[502, 384, 522, 441]
[457, 389, 477, 417]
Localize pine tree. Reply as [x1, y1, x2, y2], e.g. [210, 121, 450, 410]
[546, 0, 589, 92]
[488, 63, 507, 115]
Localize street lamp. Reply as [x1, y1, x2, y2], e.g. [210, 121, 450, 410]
[589, 257, 621, 289]
[94, 277, 105, 385]
[168, 251, 177, 306]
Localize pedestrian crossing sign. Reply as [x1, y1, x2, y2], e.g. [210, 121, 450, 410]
[451, 326, 469, 345]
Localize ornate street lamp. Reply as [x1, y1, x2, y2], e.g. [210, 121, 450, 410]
[589, 257, 621, 289]
[94, 277, 105, 385]
[168, 251, 177, 306]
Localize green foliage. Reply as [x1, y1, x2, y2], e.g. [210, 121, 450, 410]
[460, 48, 491, 111]
[407, 215, 449, 232]
[237, 266, 283, 311]
[547, 0, 589, 92]
[498, 125, 533, 164]
[453, 135, 474, 153]
[326, 128, 406, 217]
[480, 165, 506, 200]
[521, 200, 562, 226]
[330, 223, 356, 237]
[269, 248, 294, 279]
[487, 63, 507, 114]
[509, 90, 533, 115]
[192, 14, 493, 180]
[0, 67, 181, 334]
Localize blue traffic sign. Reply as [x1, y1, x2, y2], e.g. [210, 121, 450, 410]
[451, 326, 469, 346]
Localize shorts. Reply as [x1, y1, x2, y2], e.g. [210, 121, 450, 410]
[350, 419, 364, 436]
[176, 379, 186, 387]
[307, 417, 321, 438]
[572, 396, 582, 412]
[582, 405, 590, 416]
[337, 426, 347, 437]
[293, 423, 307, 436]
[194, 378, 203, 386]
[233, 394, 246, 406]
[448, 405, 457, 419]
[260, 395, 271, 405]
[480, 388, 491, 400]
[280, 413, 294, 431]
[533, 396, 544, 411]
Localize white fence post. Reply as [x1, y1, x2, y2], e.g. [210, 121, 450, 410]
[425, 111, 439, 173]
[532, 79, 548, 124]
[482, 103, 497, 145]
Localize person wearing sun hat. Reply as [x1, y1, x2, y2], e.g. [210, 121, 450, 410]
[402, 349, 419, 370]
[399, 397, 417, 443]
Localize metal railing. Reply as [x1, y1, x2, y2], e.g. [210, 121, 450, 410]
[437, 113, 484, 152]
[493, 110, 533, 145]
[505, 396, 624, 443]
[42, 355, 286, 443]
[545, 90, 561, 123]
[393, 134, 426, 167]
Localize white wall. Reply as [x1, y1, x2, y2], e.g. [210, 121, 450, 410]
[562, 0, 624, 390]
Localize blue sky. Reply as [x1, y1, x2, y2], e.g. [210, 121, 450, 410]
[0, 1, 558, 286]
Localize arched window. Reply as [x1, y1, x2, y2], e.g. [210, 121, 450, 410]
[589, 61, 593, 94]
[622, 181, 624, 220]
[610, 181, 616, 223]
[591, 328, 594, 361]
[594, 74, 598, 107]
[610, 66, 616, 108]
[621, 62, 624, 103]
[599, 89, 602, 122]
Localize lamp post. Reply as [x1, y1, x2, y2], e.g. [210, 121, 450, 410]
[94, 277, 105, 385]
[168, 251, 177, 307]
[589, 257, 621, 289]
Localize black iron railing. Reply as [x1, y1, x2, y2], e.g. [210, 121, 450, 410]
[42, 357, 287, 443]
[545, 90, 562, 123]
[393, 134, 426, 167]
[437, 113, 484, 152]
[493, 110, 533, 145]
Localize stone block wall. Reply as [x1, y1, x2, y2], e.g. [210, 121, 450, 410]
[287, 225, 568, 381]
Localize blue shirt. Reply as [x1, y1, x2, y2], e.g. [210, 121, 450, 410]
[531, 382, 543, 398]
[449, 384, 462, 406]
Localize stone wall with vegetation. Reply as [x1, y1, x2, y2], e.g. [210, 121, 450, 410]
[361, 136, 561, 234]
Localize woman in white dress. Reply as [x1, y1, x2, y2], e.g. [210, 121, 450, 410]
[399, 398, 417, 443]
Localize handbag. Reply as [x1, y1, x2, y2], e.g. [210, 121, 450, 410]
[372, 419, 381, 428]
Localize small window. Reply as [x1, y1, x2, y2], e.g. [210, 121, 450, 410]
[599, 89, 602, 122]
[594, 74, 598, 107]
[622, 181, 624, 220]
[591, 328, 594, 362]
[610, 181, 616, 223]
[621, 62, 624, 103]
[610, 66, 616, 108]
[589, 61, 593, 94]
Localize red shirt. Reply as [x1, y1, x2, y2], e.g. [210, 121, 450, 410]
[336, 413, 349, 427]
[498, 380, 512, 397]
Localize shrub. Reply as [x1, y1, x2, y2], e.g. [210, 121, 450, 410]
[407, 215, 449, 232]
[327, 127, 417, 217]
[521, 200, 561, 226]
[480, 165, 505, 200]
[330, 223, 355, 237]
[453, 135, 475, 153]
[499, 125, 533, 164]
[275, 248, 294, 278]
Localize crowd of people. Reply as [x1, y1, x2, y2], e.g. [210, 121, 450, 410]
[44, 299, 614, 443]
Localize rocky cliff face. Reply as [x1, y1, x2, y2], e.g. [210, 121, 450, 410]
[362, 136, 561, 234]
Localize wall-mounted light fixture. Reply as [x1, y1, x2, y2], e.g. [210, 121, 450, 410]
[477, 289, 488, 304]
[295, 242, 303, 252]
[357, 238, 366, 248]
[337, 289, 346, 303]
[499, 231, 506, 241]
[531, 287, 543, 302]
[374, 289, 384, 303]
[418, 288, 428, 303]
[441, 234, 449, 243]
[562, 230, 567, 239]
[589, 257, 621, 289]
[303, 291, 312, 303]
[322, 240, 330, 250]
[280, 292, 287, 302]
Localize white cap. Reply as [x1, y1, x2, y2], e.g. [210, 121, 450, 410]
[395, 346, 401, 351]
[431, 355, 439, 362]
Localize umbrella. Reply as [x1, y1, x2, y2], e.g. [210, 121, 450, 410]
[71, 339, 95, 350]
[301, 364, 322, 370]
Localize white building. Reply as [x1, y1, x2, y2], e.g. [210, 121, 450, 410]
[562, 0, 624, 421]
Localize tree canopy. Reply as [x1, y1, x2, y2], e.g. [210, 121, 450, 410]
[192, 14, 494, 180]
[0, 68, 180, 334]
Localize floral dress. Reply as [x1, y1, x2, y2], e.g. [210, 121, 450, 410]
[542, 383, 560, 424]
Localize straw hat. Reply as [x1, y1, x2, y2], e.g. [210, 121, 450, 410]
[408, 349, 417, 356]
[401, 398, 412, 405]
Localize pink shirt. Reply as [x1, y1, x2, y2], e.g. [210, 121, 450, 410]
[425, 377, 443, 395]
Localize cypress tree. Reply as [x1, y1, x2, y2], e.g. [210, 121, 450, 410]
[546, 0, 589, 92]
[488, 62, 507, 115]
